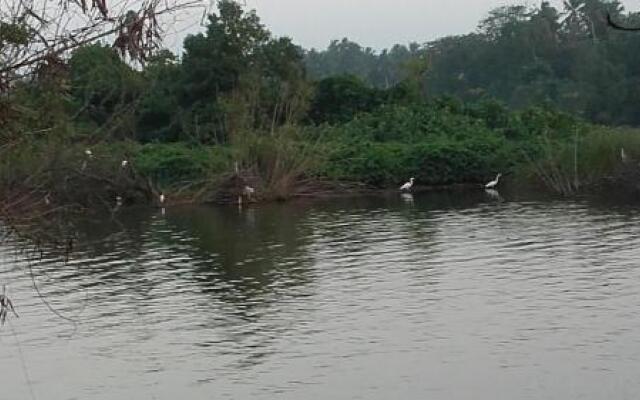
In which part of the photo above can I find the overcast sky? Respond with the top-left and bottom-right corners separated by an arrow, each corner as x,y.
166,0 -> 640,52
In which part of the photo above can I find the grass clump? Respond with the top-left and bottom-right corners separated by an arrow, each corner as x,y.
521,125 -> 640,195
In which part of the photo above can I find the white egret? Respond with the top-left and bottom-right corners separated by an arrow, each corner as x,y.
81,148 -> 92,171
243,185 -> 255,197
400,177 -> 415,192
121,160 -> 128,168
116,195 -> 123,206
159,193 -> 165,204
485,173 -> 502,189
43,193 -> 51,205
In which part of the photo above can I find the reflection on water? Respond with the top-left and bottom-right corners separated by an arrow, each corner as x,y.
2,191 -> 640,399
400,192 -> 414,204
484,188 -> 503,201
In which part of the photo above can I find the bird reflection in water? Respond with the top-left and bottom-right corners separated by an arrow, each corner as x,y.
400,192 -> 414,204
484,188 -> 503,201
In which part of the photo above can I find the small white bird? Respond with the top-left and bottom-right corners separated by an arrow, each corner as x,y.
121,160 -> 128,168
116,195 -> 123,206
485,173 -> 502,189
85,149 -> 93,158
43,193 -> 51,205
400,177 -> 415,192
621,148 -> 628,163
159,193 -> 165,204
243,185 -> 255,197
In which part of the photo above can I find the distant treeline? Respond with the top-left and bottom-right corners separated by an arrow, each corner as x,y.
304,0 -> 640,126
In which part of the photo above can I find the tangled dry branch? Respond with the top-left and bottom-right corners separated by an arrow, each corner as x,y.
607,12 -> 640,31
0,0 -> 204,91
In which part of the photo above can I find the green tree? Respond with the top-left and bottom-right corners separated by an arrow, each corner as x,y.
69,44 -> 143,138
137,50 -> 184,142
308,75 -> 384,124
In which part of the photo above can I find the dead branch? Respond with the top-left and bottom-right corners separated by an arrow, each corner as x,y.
607,13 -> 640,31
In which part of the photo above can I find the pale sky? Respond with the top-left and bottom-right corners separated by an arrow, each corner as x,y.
165,0 -> 640,52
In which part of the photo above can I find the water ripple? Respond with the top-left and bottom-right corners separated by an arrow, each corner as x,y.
1,196 -> 640,399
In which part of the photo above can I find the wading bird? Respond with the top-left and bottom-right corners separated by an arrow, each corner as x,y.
238,185 -> 255,206
121,160 -> 128,168
81,148 -> 93,171
243,185 -> 255,198
400,177 -> 415,192
485,173 -> 502,189
159,192 -> 165,205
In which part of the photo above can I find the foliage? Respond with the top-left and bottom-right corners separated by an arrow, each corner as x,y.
234,125 -> 324,199
305,0 -> 640,126
305,39 -> 425,89
522,125 -> 640,194
314,102 -> 525,185
5,0 -> 640,210
134,143 -> 232,186
308,75 -> 385,124
178,0 -> 309,143
69,44 -> 144,137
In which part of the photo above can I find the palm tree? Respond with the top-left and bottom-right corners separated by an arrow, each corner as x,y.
561,0 -> 625,41
561,0 -> 594,40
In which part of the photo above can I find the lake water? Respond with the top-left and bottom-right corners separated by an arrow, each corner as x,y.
1,190 -> 640,400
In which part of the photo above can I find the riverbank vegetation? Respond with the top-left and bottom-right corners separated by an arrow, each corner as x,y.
3,0 -> 640,214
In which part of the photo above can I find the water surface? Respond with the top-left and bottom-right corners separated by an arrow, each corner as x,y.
1,190 -> 640,400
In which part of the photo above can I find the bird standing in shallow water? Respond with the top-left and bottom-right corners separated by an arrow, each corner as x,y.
238,185 -> 255,207
243,185 -> 255,198
159,193 -> 165,205
621,148 -> 628,163
485,173 -> 502,189
81,149 -> 93,171
400,177 -> 415,192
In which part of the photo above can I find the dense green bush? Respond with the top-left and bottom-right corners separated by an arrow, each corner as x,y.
313,102 -> 523,185
133,143 -> 232,185
319,138 -> 511,186
308,75 -> 386,124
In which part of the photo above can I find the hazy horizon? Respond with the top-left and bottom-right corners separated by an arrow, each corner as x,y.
164,0 -> 640,53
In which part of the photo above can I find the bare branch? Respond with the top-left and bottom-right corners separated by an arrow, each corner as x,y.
607,13 -> 640,31
1,0 -> 205,89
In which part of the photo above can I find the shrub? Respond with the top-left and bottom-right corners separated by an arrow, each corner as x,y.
133,143 -> 232,185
